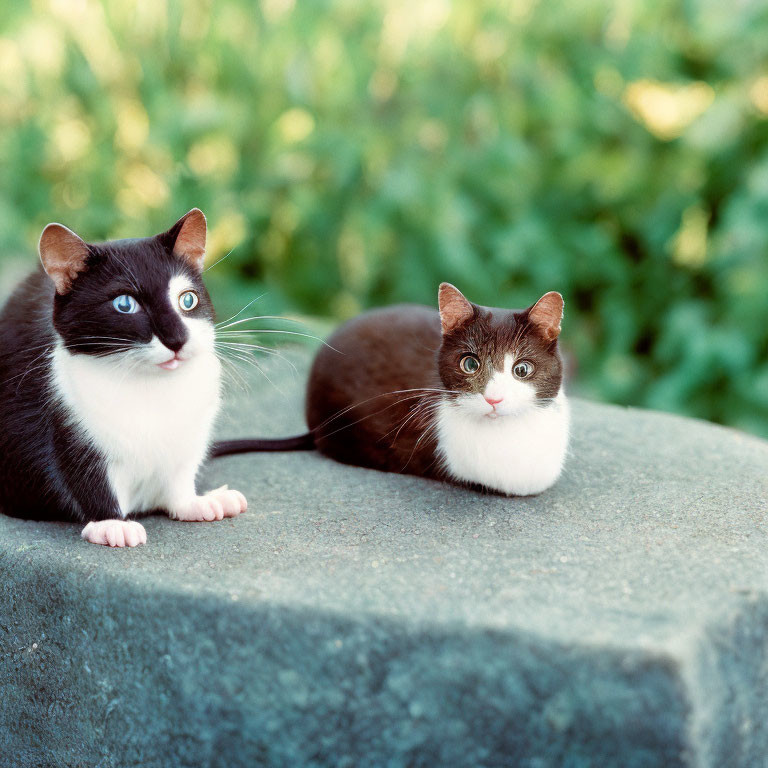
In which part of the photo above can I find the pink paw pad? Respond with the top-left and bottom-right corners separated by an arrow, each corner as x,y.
207,486 -> 247,518
81,519 -> 147,548
173,486 -> 247,522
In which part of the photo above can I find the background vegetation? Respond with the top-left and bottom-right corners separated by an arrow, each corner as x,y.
1,0 -> 767,437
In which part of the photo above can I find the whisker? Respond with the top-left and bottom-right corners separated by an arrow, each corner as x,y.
309,387 -> 458,434
385,396 -> 442,445
313,392 -> 450,442
13,359 -> 52,393
3,342 -> 142,388
235,355 -> 287,401
17,336 -> 137,354
203,248 -> 234,273
214,341 -> 300,377
218,348 -> 261,369
216,353 -> 250,393
401,421 -> 440,471
214,296 -> 268,328
215,316 -> 305,331
215,340 -> 273,354
224,328 -> 340,352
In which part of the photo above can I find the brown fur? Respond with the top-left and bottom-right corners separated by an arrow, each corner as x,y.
306,290 -> 564,478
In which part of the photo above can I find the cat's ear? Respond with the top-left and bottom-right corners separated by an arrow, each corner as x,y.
438,283 -> 474,334
528,291 -> 564,342
166,208 -> 207,271
38,224 -> 91,295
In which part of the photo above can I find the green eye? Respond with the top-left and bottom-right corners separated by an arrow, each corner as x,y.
179,290 -> 199,311
514,361 -> 534,379
459,354 -> 480,374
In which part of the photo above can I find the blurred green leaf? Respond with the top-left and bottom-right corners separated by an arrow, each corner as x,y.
0,0 -> 766,436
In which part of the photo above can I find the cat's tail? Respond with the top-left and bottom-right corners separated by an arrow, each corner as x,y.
210,432 -> 315,458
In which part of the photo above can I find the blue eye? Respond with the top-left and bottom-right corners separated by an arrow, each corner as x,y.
112,295 -> 139,314
179,291 -> 199,311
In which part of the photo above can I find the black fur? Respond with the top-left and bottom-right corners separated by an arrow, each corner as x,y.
0,223 -> 213,523
210,433 -> 314,457
54,237 -> 213,357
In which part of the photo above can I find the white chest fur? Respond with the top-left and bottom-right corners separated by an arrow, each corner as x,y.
435,393 -> 570,496
51,342 -> 221,516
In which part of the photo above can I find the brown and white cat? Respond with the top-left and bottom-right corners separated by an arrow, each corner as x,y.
0,209 -> 247,547
214,284 -> 570,496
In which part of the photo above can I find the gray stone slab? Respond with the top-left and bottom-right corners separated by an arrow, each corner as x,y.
1,351 -> 767,767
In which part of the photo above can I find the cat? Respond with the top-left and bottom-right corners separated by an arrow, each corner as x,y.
0,209 -> 246,547
212,283 -> 570,496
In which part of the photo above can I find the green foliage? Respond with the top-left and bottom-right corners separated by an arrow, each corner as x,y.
1,0 -> 767,436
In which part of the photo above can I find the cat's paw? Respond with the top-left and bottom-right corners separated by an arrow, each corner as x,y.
207,486 -> 247,518
81,519 -> 147,548
171,486 -> 247,522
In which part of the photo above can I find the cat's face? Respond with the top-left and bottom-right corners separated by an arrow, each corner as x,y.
437,283 -> 564,419
39,209 -> 216,372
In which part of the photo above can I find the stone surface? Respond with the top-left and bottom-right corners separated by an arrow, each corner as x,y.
1,351 -> 767,767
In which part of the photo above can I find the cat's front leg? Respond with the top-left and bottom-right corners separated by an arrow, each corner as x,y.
166,466 -> 247,522
58,438 -> 148,547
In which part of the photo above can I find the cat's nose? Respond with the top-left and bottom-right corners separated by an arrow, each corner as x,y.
154,313 -> 189,354
485,396 -> 503,406
162,333 -> 187,353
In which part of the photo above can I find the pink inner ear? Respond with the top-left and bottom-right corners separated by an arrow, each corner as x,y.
438,283 -> 474,333
529,292 -> 563,341
173,209 -> 207,270
39,224 -> 90,295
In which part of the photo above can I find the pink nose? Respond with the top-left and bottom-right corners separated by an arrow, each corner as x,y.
485,396 -> 503,406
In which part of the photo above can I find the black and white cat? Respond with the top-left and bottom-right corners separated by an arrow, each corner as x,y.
0,209 -> 246,547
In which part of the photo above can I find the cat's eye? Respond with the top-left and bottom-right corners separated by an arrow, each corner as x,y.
459,354 -> 480,374
179,291 -> 199,311
514,361 -> 534,379
112,295 -> 140,314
